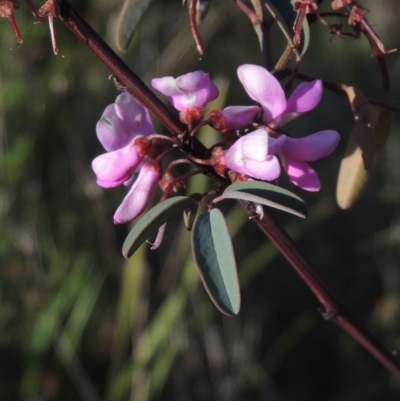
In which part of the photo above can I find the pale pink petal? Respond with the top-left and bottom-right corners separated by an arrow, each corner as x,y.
92,142 -> 141,188
276,80 -> 323,125
176,71 -> 210,91
237,64 -> 286,122
240,130 -> 270,161
96,93 -> 154,152
152,71 -> 219,111
283,157 -> 321,191
281,130 -> 340,161
114,163 -> 160,224
241,156 -> 282,181
219,106 -> 259,130
242,130 -> 286,160
225,129 -> 283,180
151,76 -> 182,96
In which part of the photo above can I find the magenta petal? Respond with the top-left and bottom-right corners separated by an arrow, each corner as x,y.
281,130 -> 340,161
92,142 -> 141,188
96,93 -> 154,152
113,163 -> 160,224
220,106 -> 259,130
286,80 -> 322,113
277,80 -> 323,125
237,64 -> 286,122
283,158 -> 320,191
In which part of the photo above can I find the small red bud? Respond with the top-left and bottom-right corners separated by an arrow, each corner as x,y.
179,106 -> 204,126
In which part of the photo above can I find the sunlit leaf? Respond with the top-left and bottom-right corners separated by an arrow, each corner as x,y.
218,181 -> 307,218
123,196 -> 196,258
336,93 -> 392,210
192,209 -> 240,316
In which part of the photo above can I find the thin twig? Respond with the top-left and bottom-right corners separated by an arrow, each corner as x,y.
252,207 -> 400,379
57,0 -> 185,136
277,68 -> 400,113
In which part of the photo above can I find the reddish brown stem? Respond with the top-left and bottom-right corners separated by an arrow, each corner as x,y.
253,208 -> 400,378
277,68 -> 400,113
57,0 -> 185,136
188,0 -> 204,56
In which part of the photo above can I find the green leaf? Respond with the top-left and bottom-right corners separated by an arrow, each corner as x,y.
115,0 -> 154,52
123,196 -> 196,258
191,209 -> 240,316
218,181 -> 307,218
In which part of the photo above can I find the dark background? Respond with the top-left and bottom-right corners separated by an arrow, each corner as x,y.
1,1 -> 400,400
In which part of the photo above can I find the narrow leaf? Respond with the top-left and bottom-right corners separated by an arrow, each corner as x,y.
115,0 -> 154,52
192,209 -> 240,316
219,181 -> 307,218
123,196 -> 196,258
336,105 -> 392,209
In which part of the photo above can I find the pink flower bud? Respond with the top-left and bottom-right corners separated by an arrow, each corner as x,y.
114,162 -> 161,224
151,70 -> 219,111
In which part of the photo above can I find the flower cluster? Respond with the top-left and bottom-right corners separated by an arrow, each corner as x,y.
92,65 -> 340,224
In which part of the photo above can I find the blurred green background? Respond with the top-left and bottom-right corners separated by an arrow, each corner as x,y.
2,0 -> 400,400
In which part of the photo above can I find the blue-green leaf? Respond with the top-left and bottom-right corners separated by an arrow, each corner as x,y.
191,209 -> 240,316
123,196 -> 196,258
218,181 -> 307,218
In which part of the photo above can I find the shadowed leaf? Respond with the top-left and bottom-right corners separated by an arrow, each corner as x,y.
123,196 -> 196,258
192,209 -> 240,316
218,181 -> 307,218
115,0 -> 154,52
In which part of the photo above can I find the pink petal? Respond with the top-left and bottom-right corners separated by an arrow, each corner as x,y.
276,80 -> 323,125
242,130 -> 286,160
152,71 -> 219,111
281,130 -> 340,161
219,105 -> 259,130
96,93 -> 154,152
113,163 -> 160,224
237,64 -> 286,123
151,76 -> 182,97
92,142 -> 141,188
176,71 -> 210,91
283,157 -> 320,191
240,156 -> 282,181
225,129 -> 283,181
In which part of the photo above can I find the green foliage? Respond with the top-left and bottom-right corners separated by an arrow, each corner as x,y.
192,208 -> 240,316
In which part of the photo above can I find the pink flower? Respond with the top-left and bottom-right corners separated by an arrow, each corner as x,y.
92,93 -> 161,223
279,130 -> 340,191
114,162 -> 161,224
92,93 -> 155,188
224,129 -> 286,181
151,70 -> 219,111
237,64 -> 322,126
236,64 -> 340,191
208,105 -> 259,131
